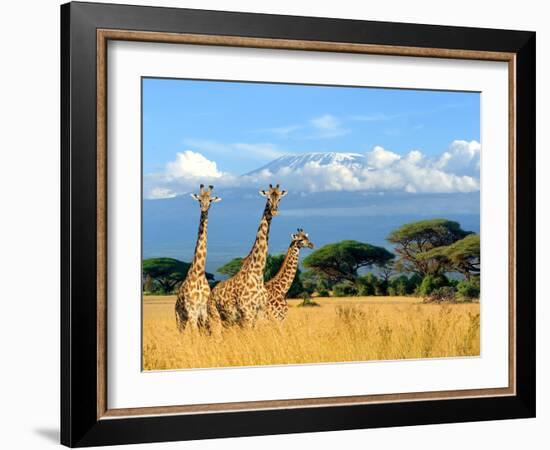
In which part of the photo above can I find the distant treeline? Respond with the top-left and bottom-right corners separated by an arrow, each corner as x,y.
143,218 -> 480,302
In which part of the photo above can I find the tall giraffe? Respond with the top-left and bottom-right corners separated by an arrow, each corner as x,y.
208,184 -> 287,328
265,229 -> 314,321
175,184 -> 221,332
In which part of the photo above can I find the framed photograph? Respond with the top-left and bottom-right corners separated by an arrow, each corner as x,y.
61,1 -> 536,447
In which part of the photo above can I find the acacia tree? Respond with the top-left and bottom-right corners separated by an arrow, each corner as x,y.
378,260 -> 396,284
217,257 -> 244,278
302,240 -> 394,285
386,219 -> 471,276
420,234 -> 480,280
142,257 -> 214,294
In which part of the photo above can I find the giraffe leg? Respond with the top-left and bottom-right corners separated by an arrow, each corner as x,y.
255,291 -> 269,323
239,303 -> 259,329
207,299 -> 222,336
186,304 -> 202,333
175,298 -> 189,332
196,305 -> 208,331
276,300 -> 288,321
196,286 -> 211,332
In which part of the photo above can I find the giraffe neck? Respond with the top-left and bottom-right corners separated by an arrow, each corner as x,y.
242,203 -> 272,280
270,242 -> 300,292
188,210 -> 208,278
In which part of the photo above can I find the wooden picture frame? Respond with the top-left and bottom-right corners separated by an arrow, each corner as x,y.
61,1 -> 535,447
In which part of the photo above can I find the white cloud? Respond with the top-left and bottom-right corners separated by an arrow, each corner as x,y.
148,187 -> 177,199
435,140 -> 480,176
243,143 -> 480,194
144,151 -> 235,199
404,150 -> 424,164
356,143 -> 479,193
366,146 -> 401,169
145,140 -> 481,199
309,114 -> 349,138
248,162 -> 362,192
165,150 -> 223,180
240,151 -> 478,195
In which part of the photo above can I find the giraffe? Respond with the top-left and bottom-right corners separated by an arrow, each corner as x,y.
265,229 -> 314,321
175,184 -> 221,332
208,184 -> 287,328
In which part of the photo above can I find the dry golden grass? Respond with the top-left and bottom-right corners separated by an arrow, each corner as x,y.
142,295 -> 480,371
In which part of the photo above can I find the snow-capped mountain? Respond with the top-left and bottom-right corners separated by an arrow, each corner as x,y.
244,152 -> 369,175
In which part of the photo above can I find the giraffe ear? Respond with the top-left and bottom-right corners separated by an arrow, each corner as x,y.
291,233 -> 298,240
259,190 -> 267,197
280,190 -> 288,197
190,193 -> 200,201
211,196 -> 222,203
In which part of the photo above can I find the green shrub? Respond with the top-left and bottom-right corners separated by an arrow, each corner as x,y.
448,278 -> 459,288
384,274 -> 421,296
332,283 -> 358,297
298,292 -> 320,307
357,273 -> 377,296
416,274 -> 449,297
408,274 -> 423,293
456,279 -> 480,301
389,275 -> 409,296
374,281 -> 388,296
317,288 -> 330,297
358,284 -> 375,296
396,280 -> 408,296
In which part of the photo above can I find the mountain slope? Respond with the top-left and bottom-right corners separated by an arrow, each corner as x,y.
245,152 -> 369,175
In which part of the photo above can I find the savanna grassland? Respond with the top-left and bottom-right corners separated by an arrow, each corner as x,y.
142,295 -> 480,371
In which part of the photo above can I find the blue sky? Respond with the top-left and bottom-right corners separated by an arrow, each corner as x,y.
142,78 -> 480,177
142,78 -> 480,271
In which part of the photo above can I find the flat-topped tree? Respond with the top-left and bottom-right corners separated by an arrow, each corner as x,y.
420,234 -> 480,280
386,218 -> 472,277
302,240 -> 394,285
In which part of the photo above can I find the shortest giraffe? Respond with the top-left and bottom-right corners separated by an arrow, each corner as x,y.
265,229 -> 314,321
175,184 -> 221,332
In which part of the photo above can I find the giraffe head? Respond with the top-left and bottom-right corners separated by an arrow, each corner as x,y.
259,184 -> 287,216
190,184 -> 221,212
291,228 -> 314,249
